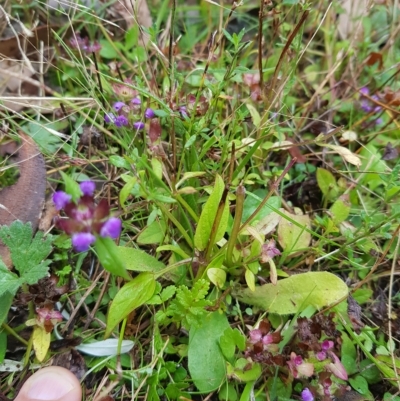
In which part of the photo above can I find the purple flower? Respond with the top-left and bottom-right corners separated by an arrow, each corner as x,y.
72,232 -> 96,252
145,108 -> 156,119
179,106 -> 188,118
133,121 -> 145,130
287,352 -> 314,378
262,334 -> 275,345
321,340 -> 334,351
79,181 -> 95,196
359,87 -> 369,96
301,388 -> 314,401
87,41 -> 101,53
317,351 -> 327,361
249,329 -> 262,343
70,34 -> 101,54
261,240 -> 281,263
53,191 -> 72,210
115,115 -> 129,127
105,113 -> 116,123
100,217 -> 122,239
375,117 -> 383,125
113,101 -> 126,111
131,97 -> 141,105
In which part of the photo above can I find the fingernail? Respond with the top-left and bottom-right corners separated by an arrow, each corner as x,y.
27,372 -> 73,400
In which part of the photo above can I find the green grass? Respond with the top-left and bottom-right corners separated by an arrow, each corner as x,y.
1,0 -> 400,400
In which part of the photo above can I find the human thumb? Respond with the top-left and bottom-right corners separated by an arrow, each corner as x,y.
15,366 -> 82,401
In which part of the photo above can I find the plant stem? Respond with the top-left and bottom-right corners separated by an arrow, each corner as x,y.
226,183 -> 245,267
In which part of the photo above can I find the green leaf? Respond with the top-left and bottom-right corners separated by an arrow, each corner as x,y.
137,219 -> 166,245
188,312 -> 230,393
233,272 -> 349,314
106,272 -> 156,337
24,121 -> 66,154
120,176 -> 137,208
349,376 -> 371,396
109,155 -> 131,169
341,333 -> 357,375
242,191 -> 281,225
59,171 -> 82,202
277,209 -> 311,254
0,221 -> 51,290
117,247 -> 165,272
0,262 -> 21,297
94,237 -> 130,280
0,292 -> 14,326
330,194 -> 350,225
316,168 -> 338,200
227,359 -> 261,382
0,330 -> 6,363
194,175 -> 229,251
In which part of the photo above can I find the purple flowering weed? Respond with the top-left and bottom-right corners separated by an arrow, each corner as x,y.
53,180 -> 122,252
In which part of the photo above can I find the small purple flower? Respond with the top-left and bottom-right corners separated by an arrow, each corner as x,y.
53,191 -> 72,210
133,121 -> 145,130
317,351 -> 327,361
100,217 -> 122,239
249,329 -> 262,343
113,101 -> 126,111
79,181 -> 96,196
145,108 -> 156,119
301,388 -> 314,401
321,340 -> 334,351
375,117 -> 383,125
72,232 -> 96,252
179,106 -> 188,118
105,113 -> 116,124
359,87 -> 369,96
87,41 -> 101,53
131,97 -> 141,105
262,334 -> 275,345
261,240 -> 281,263
115,115 -> 129,127
360,100 -> 373,113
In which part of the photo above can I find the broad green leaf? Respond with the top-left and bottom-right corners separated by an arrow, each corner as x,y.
94,237 -> 130,280
330,194 -> 350,224
277,209 -> 311,254
242,191 -> 281,225
341,333 -> 357,375
316,168 -> 338,199
245,269 -> 255,291
227,358 -> 262,382
0,221 -> 51,292
109,155 -> 131,169
137,219 -> 166,245
106,272 -> 156,337
117,247 -> 165,272
151,158 -> 163,180
207,268 -> 226,289
188,312 -> 229,393
0,292 -> 13,326
194,175 -> 229,251
233,272 -> 348,314
0,262 -> 21,297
